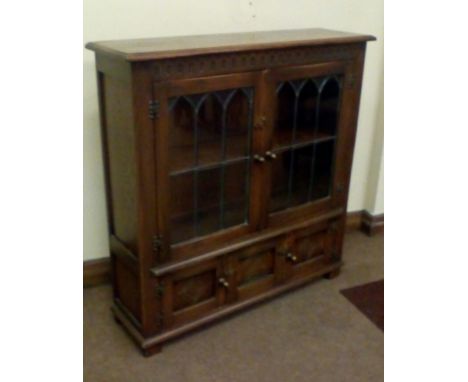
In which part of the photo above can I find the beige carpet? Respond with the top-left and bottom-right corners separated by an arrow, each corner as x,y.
84,231 -> 384,382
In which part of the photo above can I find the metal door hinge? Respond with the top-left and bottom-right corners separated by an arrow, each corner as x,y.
149,100 -> 160,119
152,235 -> 163,252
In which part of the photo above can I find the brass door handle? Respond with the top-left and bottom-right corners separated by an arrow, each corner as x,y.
286,253 -> 297,263
265,151 -> 277,160
253,154 -> 265,163
218,278 -> 229,288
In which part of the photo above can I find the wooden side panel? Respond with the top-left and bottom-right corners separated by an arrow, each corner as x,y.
115,258 -> 141,321
331,45 -> 368,262
130,62 -> 159,336
103,75 -> 138,254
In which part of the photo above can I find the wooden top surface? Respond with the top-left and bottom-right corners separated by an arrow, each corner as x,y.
86,28 -> 376,62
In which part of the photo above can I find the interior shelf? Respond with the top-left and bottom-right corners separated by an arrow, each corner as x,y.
273,130 -> 336,152
170,133 -> 250,174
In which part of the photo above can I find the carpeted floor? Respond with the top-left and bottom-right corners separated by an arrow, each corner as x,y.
84,231 -> 384,382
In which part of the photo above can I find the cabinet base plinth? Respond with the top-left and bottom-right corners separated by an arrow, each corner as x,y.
324,269 -> 341,279
142,344 -> 162,357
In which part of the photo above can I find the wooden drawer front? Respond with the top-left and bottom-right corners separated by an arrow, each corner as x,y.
286,221 -> 336,280
234,240 -> 280,302
161,259 -> 225,328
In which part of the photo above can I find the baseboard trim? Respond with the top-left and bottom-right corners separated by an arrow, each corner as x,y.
83,257 -> 110,288
83,210 -> 383,288
345,210 -> 364,231
360,210 -> 384,236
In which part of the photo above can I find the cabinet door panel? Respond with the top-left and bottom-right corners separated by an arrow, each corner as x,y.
281,221 -> 338,281
154,72 -> 263,262
232,239 -> 284,302
161,259 -> 224,328
264,62 -> 348,227
168,90 -> 253,244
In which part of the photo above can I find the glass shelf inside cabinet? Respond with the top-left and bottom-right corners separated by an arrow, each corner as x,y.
168,88 -> 254,245
269,76 -> 342,214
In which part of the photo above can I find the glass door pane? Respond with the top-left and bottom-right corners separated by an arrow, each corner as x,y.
168,88 -> 254,245
269,76 -> 341,214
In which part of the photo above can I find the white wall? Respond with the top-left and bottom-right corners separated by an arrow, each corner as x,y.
363,59 -> 384,215
84,0 -> 384,260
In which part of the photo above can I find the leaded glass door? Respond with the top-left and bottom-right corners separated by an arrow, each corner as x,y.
264,62 -> 348,226
154,72 -> 262,261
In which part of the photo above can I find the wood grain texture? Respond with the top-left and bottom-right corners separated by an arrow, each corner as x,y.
146,44 -> 362,81
103,76 -> 139,254
86,28 -> 376,61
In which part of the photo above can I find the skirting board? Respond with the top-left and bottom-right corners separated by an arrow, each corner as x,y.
84,210 -> 384,288
360,211 -> 384,236
83,258 -> 111,288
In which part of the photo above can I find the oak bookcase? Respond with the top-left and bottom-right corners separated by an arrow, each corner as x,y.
87,28 -> 375,356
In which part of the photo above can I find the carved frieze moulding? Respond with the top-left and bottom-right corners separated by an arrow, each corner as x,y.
150,43 -> 362,80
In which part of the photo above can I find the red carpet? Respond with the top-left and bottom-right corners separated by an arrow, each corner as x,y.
341,279 -> 384,331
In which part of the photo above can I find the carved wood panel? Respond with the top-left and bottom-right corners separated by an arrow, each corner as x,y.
163,258 -> 225,328
173,270 -> 217,311
150,44 -> 362,81
286,221 -> 338,280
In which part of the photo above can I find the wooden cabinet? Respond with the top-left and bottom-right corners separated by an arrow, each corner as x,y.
87,28 -> 375,356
